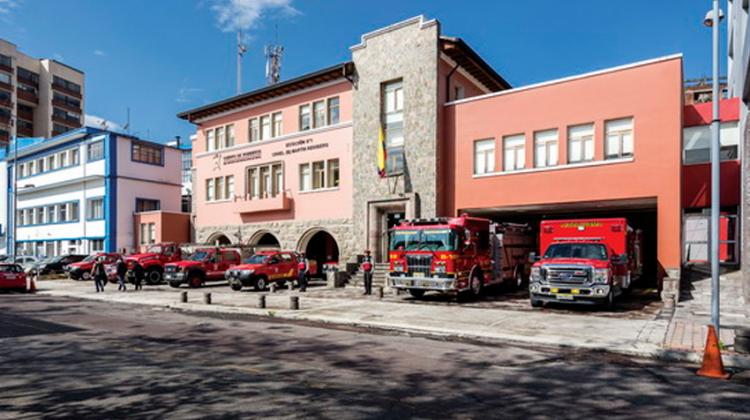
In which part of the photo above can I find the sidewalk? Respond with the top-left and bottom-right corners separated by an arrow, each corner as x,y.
35,279 -> 750,368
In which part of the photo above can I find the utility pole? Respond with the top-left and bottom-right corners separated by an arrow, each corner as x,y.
705,0 -> 723,335
237,31 -> 247,94
11,118 -> 17,261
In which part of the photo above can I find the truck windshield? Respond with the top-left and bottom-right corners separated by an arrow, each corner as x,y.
390,229 -> 457,251
544,243 -> 608,260
188,251 -> 210,261
243,254 -> 268,264
147,245 -> 162,254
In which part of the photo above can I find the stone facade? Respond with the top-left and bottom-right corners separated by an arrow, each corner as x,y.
351,16 -> 441,261
195,218 -> 356,267
743,113 -> 750,300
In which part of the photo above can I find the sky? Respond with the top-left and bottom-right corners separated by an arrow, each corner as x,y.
0,0 -> 728,144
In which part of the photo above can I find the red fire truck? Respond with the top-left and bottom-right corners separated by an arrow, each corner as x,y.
529,218 -> 643,308
387,215 -> 534,299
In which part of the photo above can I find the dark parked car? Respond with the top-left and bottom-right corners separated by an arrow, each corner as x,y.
32,254 -> 87,276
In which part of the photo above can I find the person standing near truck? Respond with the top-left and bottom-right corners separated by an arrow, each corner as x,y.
133,262 -> 144,291
297,252 -> 309,292
361,250 -> 374,295
91,256 -> 107,293
116,257 -> 127,291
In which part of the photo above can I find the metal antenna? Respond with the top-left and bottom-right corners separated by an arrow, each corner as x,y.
264,26 -> 283,86
237,31 -> 248,94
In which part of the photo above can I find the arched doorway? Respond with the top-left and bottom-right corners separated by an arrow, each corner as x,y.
249,230 -> 281,250
207,233 -> 231,246
298,229 -> 339,278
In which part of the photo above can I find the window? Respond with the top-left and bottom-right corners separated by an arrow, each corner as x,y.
313,100 -> 326,128
299,104 -> 311,131
226,124 -> 235,147
140,223 -> 156,245
205,176 -> 233,202
605,118 -> 634,159
249,118 -> 259,142
46,206 -> 56,224
260,167 -> 271,198
87,141 -> 104,161
0,53 -> 10,68
87,198 -> 104,220
504,134 -> 525,171
568,124 -> 595,163
57,203 -> 67,223
534,129 -> 558,168
91,239 -> 104,252
327,97 -> 340,125
135,198 -> 160,212
34,207 -> 44,225
260,115 -> 271,140
272,112 -> 283,137
326,159 -> 339,188
18,163 -> 26,178
0,72 -> 10,84
216,126 -> 225,150
52,76 -> 81,94
58,151 -> 68,167
71,148 -> 80,165
383,80 -> 405,175
683,122 -> 740,164
312,161 -> 325,189
248,167 -> 260,198
70,201 -> 80,222
206,129 -> 215,151
474,139 -> 495,175
132,142 -> 164,165
454,85 -> 465,100
46,155 -> 56,171
299,163 -> 311,191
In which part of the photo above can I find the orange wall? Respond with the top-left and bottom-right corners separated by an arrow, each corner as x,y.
443,57 -> 684,271
134,212 -> 190,251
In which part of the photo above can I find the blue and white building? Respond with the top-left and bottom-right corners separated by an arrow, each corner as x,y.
2,127 -> 184,257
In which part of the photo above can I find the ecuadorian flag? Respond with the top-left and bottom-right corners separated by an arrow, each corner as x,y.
377,125 -> 387,178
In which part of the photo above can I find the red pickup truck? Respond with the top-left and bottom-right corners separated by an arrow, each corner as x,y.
165,247 -> 242,288
65,253 -> 120,281
125,243 -> 183,285
225,250 -> 302,291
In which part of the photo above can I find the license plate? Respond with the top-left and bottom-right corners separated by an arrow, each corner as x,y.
413,272 -> 425,278
557,294 -> 574,301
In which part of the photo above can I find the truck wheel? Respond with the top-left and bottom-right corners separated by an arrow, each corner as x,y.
409,289 -> 425,299
169,281 -> 181,289
188,274 -> 202,288
254,276 -> 268,291
469,271 -> 483,298
230,283 -> 242,291
605,290 -> 615,310
530,298 -> 543,308
145,268 -> 162,285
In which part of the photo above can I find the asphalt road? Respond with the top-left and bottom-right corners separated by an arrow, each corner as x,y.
0,295 -> 748,419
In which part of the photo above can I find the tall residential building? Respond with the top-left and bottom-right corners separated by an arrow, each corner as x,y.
0,39 -> 85,145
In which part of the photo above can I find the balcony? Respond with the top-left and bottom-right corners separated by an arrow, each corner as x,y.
0,81 -> 11,92
17,125 -> 34,137
0,63 -> 12,74
51,83 -> 82,99
52,113 -> 81,127
16,89 -> 38,104
52,98 -> 81,113
17,74 -> 38,87
232,192 -> 291,214
0,114 -> 10,125
0,97 -> 11,109
18,108 -> 33,121
0,131 -> 9,143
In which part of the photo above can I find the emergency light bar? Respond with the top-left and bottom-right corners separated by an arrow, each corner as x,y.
552,237 -> 604,242
401,217 -> 451,225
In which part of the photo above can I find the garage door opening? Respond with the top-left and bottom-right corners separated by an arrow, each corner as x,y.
251,232 -> 281,250
301,230 -> 339,278
463,198 -> 659,290
208,233 -> 232,246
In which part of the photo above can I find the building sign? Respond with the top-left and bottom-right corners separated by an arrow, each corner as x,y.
223,150 -> 262,165
272,138 -> 329,157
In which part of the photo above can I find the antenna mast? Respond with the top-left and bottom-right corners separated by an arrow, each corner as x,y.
265,25 -> 283,85
236,31 -> 247,94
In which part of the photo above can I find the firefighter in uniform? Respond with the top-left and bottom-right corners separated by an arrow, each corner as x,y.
298,252 -> 309,292
361,250 -> 374,295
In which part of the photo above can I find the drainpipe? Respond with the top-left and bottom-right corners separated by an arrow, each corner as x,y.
446,63 -> 459,102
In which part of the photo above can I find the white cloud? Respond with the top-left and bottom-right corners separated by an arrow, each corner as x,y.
84,114 -> 124,132
0,0 -> 19,15
211,0 -> 298,32
93,49 -> 105,57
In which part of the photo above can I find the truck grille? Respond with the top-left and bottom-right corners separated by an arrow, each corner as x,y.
546,266 -> 590,285
406,255 -> 433,275
165,266 -> 178,274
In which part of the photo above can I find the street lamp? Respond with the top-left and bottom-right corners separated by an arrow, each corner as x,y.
704,0 -> 724,335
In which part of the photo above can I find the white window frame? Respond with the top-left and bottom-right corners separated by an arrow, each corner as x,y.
534,129 -> 559,168
605,117 -> 634,159
568,123 -> 595,163
503,134 -> 526,172
474,139 -> 495,175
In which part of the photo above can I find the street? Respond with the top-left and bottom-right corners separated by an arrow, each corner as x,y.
0,295 -> 748,419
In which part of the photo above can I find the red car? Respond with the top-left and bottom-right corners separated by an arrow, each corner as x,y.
225,251 -> 300,291
165,247 -> 242,288
0,264 -> 27,291
65,253 -> 121,281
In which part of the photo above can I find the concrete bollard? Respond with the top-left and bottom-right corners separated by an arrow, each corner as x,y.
180,291 -> 188,303
258,294 -> 266,309
270,283 -> 277,293
289,296 -> 299,310
377,286 -> 384,299
203,292 -> 212,305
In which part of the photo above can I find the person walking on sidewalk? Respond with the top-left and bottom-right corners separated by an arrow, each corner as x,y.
297,252 -> 309,292
116,257 -> 127,291
133,263 -> 144,291
361,250 -> 374,295
91,256 -> 107,293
